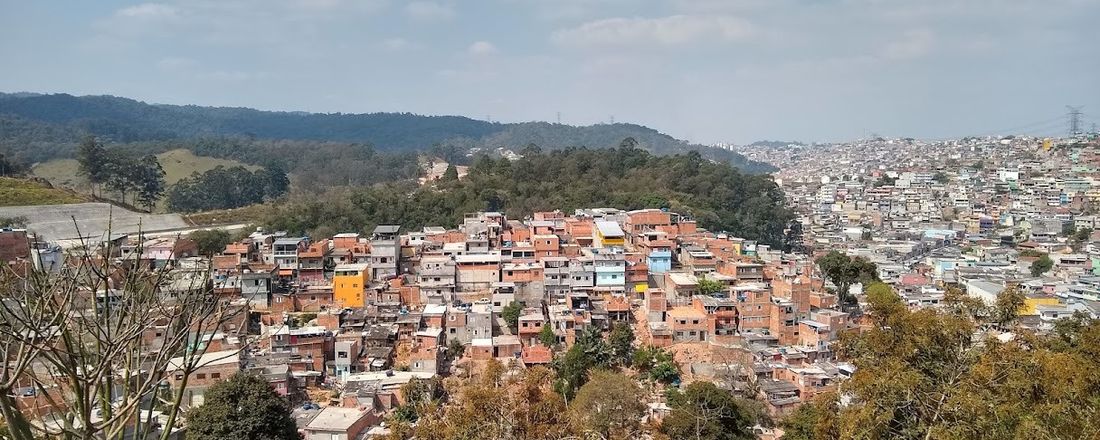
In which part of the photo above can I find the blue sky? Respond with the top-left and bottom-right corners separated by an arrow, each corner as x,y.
1,0 -> 1097,144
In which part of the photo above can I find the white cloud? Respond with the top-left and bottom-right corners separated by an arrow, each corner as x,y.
881,29 -> 934,60
115,3 -> 178,19
551,15 -> 754,47
378,37 -> 417,52
467,40 -> 498,56
404,1 -> 456,21
156,56 -> 197,71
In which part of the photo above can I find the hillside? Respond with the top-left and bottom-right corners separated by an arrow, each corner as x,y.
0,177 -> 88,206
264,146 -> 794,247
31,148 -> 259,190
0,93 -> 774,173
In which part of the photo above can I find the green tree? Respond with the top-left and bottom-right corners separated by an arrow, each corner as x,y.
1031,254 -> 1054,276
780,392 -> 840,440
697,277 -> 727,296
446,338 -> 465,362
538,322 -> 557,348
441,164 -> 459,182
662,381 -> 756,440
501,301 -> 522,330
134,154 -> 166,211
393,376 -> 446,423
76,135 -> 108,195
864,282 -> 905,325
570,370 -> 645,439
0,152 -> 27,177
189,229 -> 233,256
932,171 -> 949,184
185,372 -> 301,440
553,326 -> 609,400
608,322 -> 634,367
815,250 -> 879,305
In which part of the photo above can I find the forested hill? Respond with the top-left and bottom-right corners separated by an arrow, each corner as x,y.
0,93 -> 773,173
263,145 -> 795,247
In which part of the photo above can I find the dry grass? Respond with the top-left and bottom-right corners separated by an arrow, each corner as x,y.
0,177 -> 88,206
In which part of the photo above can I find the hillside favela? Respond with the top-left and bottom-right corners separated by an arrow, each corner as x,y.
1,1 -> 1099,440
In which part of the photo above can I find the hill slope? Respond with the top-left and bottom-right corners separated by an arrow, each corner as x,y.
31,149 -> 260,190
0,177 -> 88,206
0,93 -> 774,173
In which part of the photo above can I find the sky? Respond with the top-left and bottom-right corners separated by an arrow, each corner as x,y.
1,0 -> 1098,144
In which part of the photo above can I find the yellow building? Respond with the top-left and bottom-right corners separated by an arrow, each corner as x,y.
1021,294 -> 1061,316
333,263 -> 370,308
594,221 -> 626,248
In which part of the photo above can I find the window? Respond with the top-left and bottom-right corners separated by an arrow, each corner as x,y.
211,373 -> 221,379
196,373 -> 206,379
311,296 -> 316,301
338,352 -> 348,358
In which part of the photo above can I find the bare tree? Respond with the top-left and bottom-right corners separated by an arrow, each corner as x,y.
0,227 -> 248,440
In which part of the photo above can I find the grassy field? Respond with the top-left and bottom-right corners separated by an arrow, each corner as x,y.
0,177 -> 89,206
32,149 -> 260,189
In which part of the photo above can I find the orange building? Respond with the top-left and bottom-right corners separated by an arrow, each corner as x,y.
333,263 -> 369,308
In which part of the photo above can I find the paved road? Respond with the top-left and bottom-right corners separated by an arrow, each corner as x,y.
0,202 -> 247,247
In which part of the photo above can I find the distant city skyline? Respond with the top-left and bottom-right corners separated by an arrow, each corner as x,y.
1,0 -> 1097,144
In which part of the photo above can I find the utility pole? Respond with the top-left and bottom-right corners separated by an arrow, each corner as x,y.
556,112 -> 561,124
1067,105 -> 1084,137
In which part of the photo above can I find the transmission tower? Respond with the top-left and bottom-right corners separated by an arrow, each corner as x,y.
1067,105 -> 1084,137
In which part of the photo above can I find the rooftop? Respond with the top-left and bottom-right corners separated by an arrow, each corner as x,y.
305,407 -> 367,431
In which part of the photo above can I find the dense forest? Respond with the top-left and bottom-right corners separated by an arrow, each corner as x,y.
263,141 -> 795,247
0,92 -> 774,173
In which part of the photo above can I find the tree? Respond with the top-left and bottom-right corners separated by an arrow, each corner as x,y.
608,322 -> 634,367
393,376 -> 446,423
992,286 -> 1026,328
661,381 -> 756,440
76,135 -> 108,195
0,152 -> 27,177
780,392 -> 839,440
445,338 -> 466,363
538,322 -> 557,348
0,237 -> 245,440
134,155 -> 166,211
502,301 -> 522,330
815,250 -> 879,304
932,171 -> 949,184
794,280 -> 1100,439
1031,254 -> 1054,277
697,277 -> 727,296
553,326 -> 609,400
389,362 -> 574,440
258,164 -> 290,200
783,220 -> 805,253
864,282 -> 905,325
570,370 -> 645,439
189,229 -> 233,256
185,373 -> 301,440
441,164 -> 459,182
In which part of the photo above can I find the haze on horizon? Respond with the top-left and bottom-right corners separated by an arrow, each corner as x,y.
1,0 -> 1097,145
